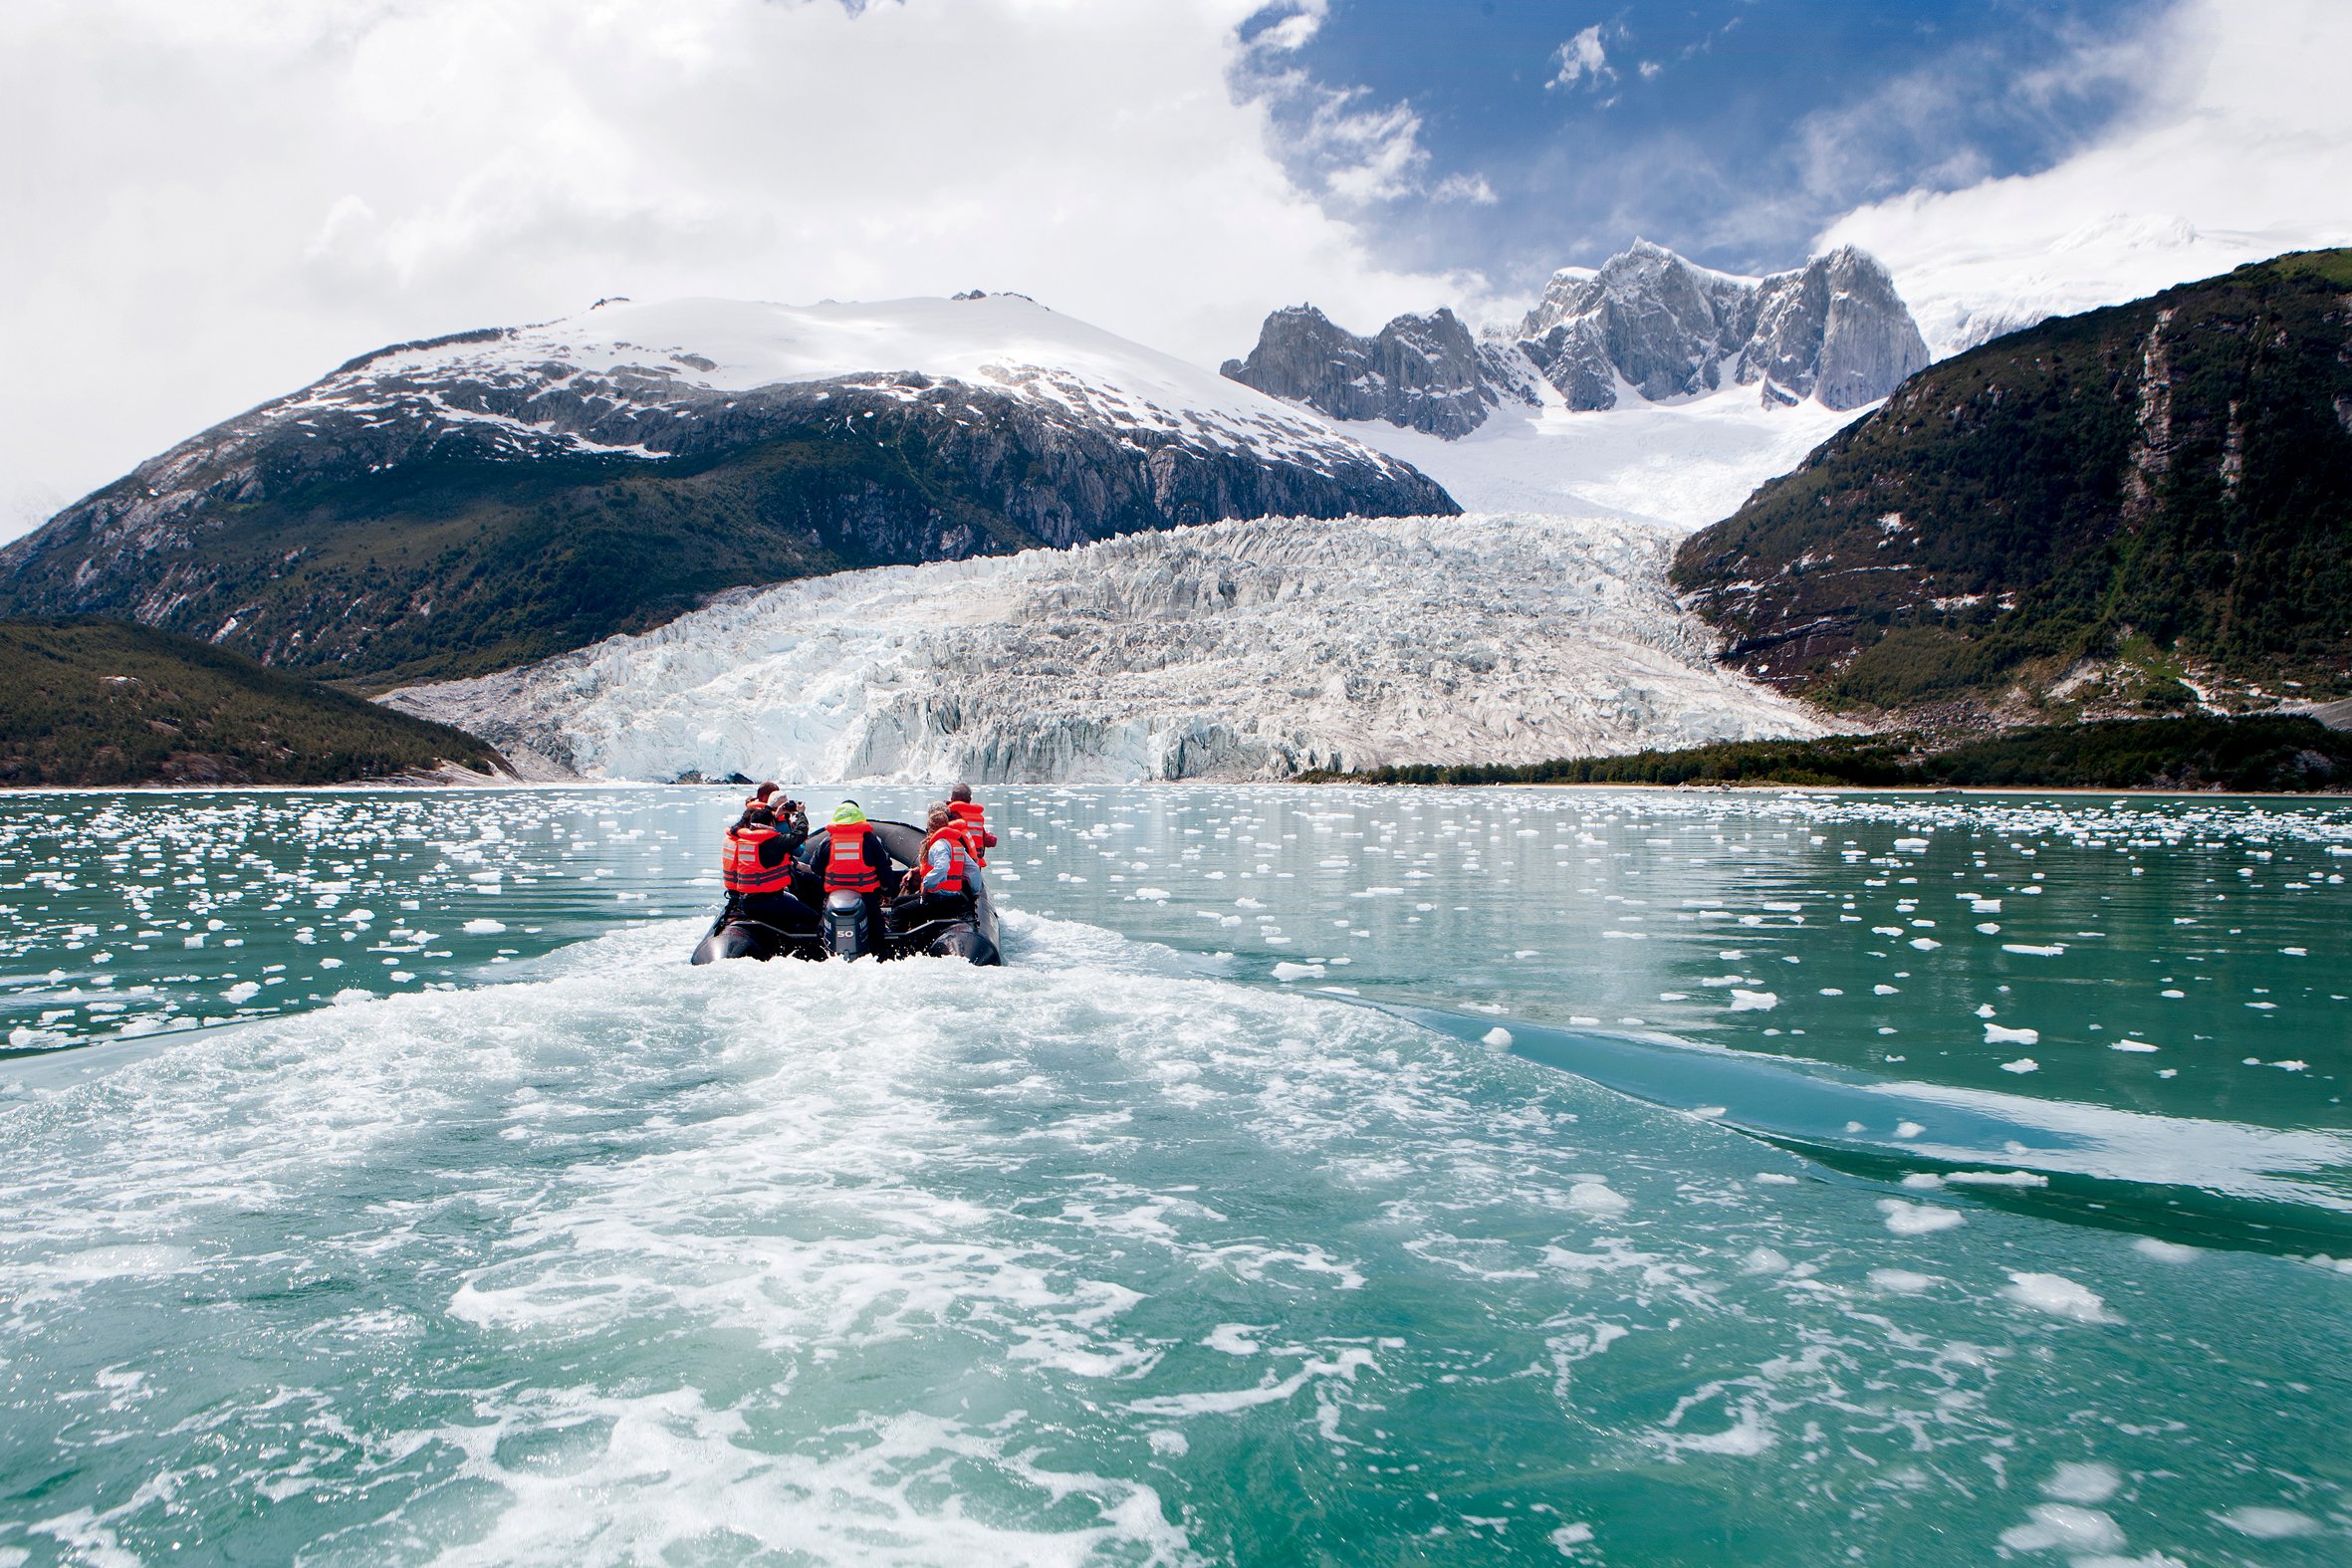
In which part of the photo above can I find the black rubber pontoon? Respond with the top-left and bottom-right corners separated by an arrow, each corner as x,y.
690,818 -> 1002,967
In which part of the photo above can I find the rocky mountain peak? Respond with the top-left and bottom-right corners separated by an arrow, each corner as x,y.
1217,304 -> 1536,440
1225,239 -> 1933,437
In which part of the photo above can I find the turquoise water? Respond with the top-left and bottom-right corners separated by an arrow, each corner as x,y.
2,785 -> 2348,1564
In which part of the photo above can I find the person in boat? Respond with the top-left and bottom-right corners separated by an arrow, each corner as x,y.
721,786 -> 815,929
823,800 -> 896,948
947,783 -> 997,866
896,802 -> 977,929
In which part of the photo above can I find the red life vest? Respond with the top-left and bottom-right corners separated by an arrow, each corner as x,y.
722,823 -> 792,895
947,800 -> 992,864
824,820 -> 881,892
919,825 -> 971,896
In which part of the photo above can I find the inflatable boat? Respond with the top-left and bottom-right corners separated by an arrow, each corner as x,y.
689,818 -> 1002,966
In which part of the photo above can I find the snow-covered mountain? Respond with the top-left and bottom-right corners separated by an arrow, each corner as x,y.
1516,242 -> 1929,412
382,511 -> 1824,784
1214,240 -> 1930,529
0,294 -> 1453,684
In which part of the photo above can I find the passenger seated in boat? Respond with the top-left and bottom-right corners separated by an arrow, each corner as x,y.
947,784 -> 997,865
895,803 -> 977,929
721,788 -> 816,929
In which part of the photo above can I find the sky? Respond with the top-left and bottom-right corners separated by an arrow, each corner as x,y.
3,0 -> 2347,543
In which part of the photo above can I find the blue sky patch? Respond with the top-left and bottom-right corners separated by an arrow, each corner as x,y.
1244,0 -> 2158,288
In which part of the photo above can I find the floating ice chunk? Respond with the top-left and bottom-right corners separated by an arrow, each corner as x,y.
2000,1057 -> 2039,1073
2131,1237 -> 2200,1262
1873,984 -> 1899,996
183,934 -> 204,949
1976,922 -> 2001,934
2002,944 -> 2065,957
1893,837 -> 1930,852
2042,1461 -> 2121,1504
1876,1200 -> 1964,1235
462,919 -> 508,935
2217,1506 -> 2318,1539
220,982 -> 260,1005
1999,1504 -> 2126,1554
2110,1038 -> 2159,1052
1271,962 -> 1325,982
1753,1173 -> 1799,1186
1727,990 -> 1777,1011
2002,1270 -> 2117,1323
1549,1523 -> 1595,1551
1985,1023 -> 2039,1045
1895,1121 -> 1924,1139
1130,887 -> 1171,901
1481,1026 -> 1514,1048
1909,937 -> 1941,951
1565,1181 -> 1629,1216
1869,1268 -> 1937,1293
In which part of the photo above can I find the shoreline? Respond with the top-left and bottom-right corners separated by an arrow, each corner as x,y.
2,777 -> 2347,803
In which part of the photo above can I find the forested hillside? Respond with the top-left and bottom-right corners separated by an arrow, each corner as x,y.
0,619 -> 504,785
1673,251 -> 2352,717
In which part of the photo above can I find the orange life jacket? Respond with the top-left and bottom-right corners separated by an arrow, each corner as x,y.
947,800 -> 992,863
722,823 -> 792,895
919,825 -> 972,896
824,820 -> 880,893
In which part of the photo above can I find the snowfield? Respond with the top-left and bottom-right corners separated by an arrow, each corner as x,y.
1334,385 -> 1866,528
385,512 -> 1824,784
309,293 -> 1421,480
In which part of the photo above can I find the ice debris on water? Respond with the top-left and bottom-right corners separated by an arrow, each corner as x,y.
1481,1026 -> 1513,1048
2002,1270 -> 2117,1323
1876,1200 -> 1965,1235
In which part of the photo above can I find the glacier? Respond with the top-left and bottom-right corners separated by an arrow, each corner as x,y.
385,512 -> 1825,784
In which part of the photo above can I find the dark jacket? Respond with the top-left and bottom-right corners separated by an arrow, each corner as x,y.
730,804 -> 810,872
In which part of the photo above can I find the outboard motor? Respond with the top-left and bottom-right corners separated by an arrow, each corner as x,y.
823,890 -> 871,960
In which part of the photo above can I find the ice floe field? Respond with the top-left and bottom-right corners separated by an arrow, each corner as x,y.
2,784 -> 2348,1564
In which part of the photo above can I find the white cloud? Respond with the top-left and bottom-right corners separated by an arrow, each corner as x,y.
1431,171 -> 1500,206
0,0 -> 1464,539
1548,25 -> 1615,93
1820,0 -> 2352,353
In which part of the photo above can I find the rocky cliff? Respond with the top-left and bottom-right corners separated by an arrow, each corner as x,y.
1216,307 -> 1537,438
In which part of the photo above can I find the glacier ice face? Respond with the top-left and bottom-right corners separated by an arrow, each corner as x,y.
385,512 -> 1825,784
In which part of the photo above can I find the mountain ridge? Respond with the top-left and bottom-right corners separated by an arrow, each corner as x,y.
0,295 -> 1456,687
1221,240 -> 1931,438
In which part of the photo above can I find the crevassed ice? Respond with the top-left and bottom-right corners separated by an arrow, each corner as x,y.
385,512 -> 1823,784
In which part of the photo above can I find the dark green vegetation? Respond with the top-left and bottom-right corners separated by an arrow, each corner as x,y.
0,367 -> 1450,691
1311,715 -> 2352,793
0,618 -> 503,786
1674,250 -> 2352,714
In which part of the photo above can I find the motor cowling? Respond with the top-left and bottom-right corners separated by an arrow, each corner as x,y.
823,889 -> 870,959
